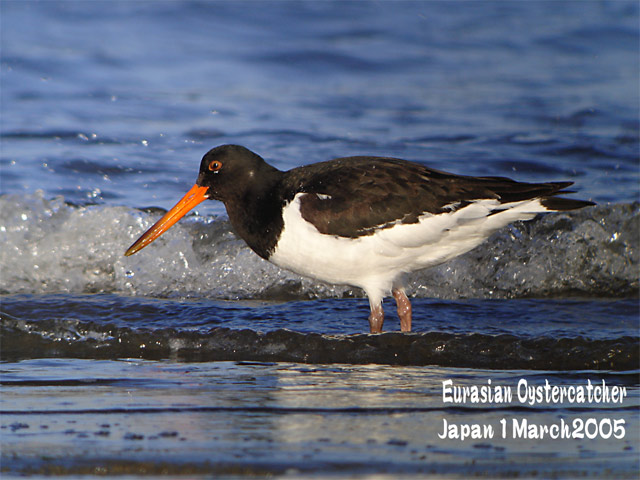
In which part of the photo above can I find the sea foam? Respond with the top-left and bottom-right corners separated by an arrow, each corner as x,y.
1,192 -> 637,299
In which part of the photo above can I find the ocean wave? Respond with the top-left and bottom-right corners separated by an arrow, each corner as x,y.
1,312 -> 636,370
0,192 -> 637,300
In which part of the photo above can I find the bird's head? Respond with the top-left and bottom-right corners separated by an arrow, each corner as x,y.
124,144 -> 273,256
195,144 -> 269,201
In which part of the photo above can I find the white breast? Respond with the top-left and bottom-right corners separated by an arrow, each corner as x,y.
269,193 -> 549,304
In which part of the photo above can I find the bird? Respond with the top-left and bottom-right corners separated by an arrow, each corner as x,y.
125,144 -> 594,333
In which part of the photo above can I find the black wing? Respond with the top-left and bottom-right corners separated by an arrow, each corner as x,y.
283,156 -> 592,238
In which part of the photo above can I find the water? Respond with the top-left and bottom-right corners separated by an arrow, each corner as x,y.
1,1 -> 639,478
1,360 -> 637,478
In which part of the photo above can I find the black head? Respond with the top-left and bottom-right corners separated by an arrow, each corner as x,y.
196,145 -> 281,202
124,144 -> 281,257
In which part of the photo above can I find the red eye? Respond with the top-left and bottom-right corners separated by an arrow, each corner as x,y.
208,160 -> 222,172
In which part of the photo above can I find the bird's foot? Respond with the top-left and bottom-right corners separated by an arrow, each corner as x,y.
368,304 -> 384,333
393,288 -> 412,332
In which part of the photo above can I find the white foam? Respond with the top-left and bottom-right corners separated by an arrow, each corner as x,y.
0,193 -> 636,300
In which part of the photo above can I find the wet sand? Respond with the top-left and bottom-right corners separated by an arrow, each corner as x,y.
2,359 -> 638,478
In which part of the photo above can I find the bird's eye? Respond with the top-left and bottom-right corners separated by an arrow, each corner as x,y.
208,160 -> 223,172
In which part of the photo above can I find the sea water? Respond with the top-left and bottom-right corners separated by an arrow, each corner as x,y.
1,1 -> 638,478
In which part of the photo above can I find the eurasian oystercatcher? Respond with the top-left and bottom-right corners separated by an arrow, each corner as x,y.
125,145 -> 594,333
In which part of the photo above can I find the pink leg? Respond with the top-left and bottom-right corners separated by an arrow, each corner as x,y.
393,288 -> 412,332
368,303 -> 384,334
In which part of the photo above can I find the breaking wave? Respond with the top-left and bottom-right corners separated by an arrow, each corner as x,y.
1,312 -> 637,370
1,192 -> 637,300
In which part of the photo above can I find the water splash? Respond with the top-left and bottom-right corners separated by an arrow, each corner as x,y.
0,192 -> 637,299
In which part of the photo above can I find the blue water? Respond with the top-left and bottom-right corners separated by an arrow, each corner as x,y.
1,1 -> 639,478
2,1 -> 638,210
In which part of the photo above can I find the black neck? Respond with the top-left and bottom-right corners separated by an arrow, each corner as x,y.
224,172 -> 286,259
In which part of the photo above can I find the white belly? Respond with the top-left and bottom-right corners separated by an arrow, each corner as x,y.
269,193 -> 547,304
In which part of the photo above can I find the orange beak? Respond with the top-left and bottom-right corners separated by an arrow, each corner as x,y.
124,184 -> 209,256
